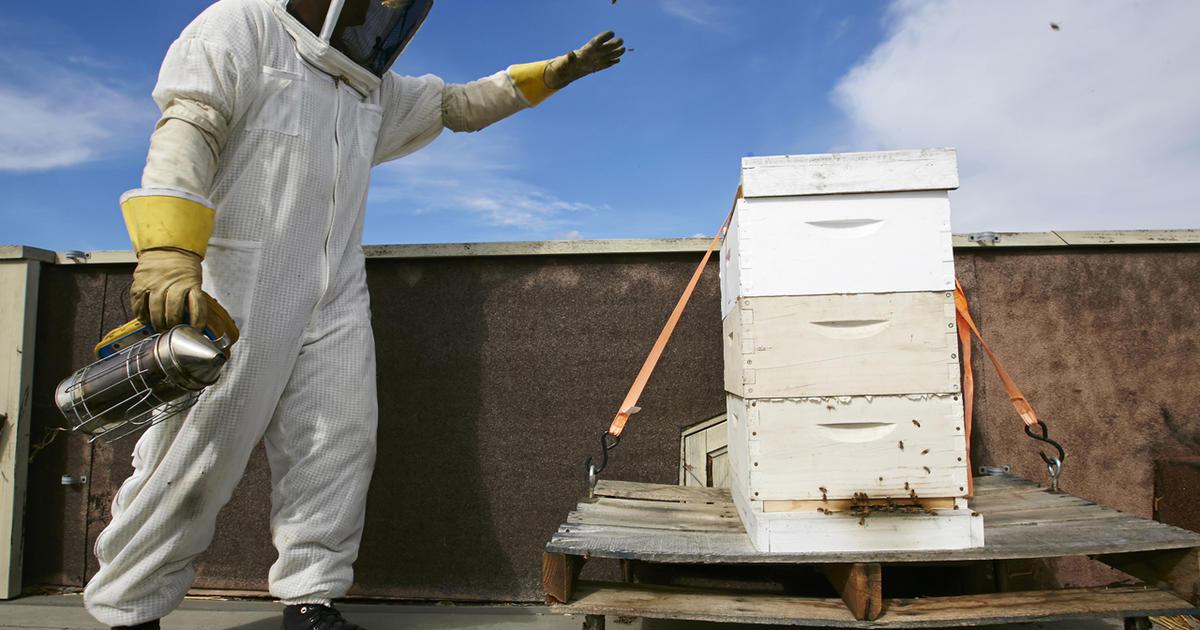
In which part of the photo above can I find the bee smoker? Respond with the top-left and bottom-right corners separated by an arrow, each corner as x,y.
56,325 -> 231,441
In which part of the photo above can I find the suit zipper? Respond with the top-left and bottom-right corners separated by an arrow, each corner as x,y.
318,76 -> 346,307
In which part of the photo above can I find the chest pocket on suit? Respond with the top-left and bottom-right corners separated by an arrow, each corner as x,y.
356,104 -> 383,161
246,66 -> 303,137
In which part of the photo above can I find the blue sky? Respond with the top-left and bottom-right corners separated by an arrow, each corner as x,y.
2,1 -> 1198,253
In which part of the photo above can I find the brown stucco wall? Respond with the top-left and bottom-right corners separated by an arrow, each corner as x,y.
21,242 -> 1200,600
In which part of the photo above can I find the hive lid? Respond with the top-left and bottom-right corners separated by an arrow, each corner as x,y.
740,148 -> 959,198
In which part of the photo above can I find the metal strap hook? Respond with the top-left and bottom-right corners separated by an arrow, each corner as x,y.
1024,420 -> 1066,492
585,430 -> 620,497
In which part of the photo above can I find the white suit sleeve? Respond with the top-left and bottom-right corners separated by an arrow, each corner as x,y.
373,67 -> 537,165
142,102 -> 227,192
373,73 -> 447,166
441,70 -> 532,133
144,5 -> 260,196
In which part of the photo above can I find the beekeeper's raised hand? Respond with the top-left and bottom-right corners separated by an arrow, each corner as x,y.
543,31 -> 625,90
131,248 -> 208,332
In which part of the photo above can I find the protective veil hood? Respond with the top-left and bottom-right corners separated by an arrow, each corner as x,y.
286,0 -> 431,79
272,1 -> 380,94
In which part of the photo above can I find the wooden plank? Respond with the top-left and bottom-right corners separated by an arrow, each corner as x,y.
951,232 -> 1070,248
567,501 -> 744,533
982,505 -> 1128,527
552,582 -> 1197,628
822,563 -> 883,621
880,587 -> 1198,626
542,552 -> 585,604
593,480 -> 728,504
1056,229 -> 1200,246
0,259 -> 39,599
740,149 -> 959,198
53,249 -> 135,264
707,445 -> 730,489
548,519 -> 1200,564
724,292 -> 960,398
363,237 -> 718,259
680,428 -> 707,487
950,230 -> 1200,248
970,489 -> 1098,513
575,495 -> 737,517
1096,548 -> 1200,605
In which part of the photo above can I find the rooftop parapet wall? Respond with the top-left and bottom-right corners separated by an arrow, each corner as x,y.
7,232 -> 1200,600
5,229 -> 1200,266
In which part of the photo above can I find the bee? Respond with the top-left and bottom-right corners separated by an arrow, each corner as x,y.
923,466 -> 932,474
912,419 -> 921,427
898,440 -> 905,450
921,449 -> 930,455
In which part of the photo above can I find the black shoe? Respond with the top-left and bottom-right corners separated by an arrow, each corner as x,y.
112,622 -> 160,630
282,604 -> 364,630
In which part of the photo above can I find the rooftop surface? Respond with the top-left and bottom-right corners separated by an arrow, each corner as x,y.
1,593 -> 1130,630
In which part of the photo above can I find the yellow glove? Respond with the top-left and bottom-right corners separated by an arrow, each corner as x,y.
544,31 -> 625,90
121,187 -> 217,333
130,248 -> 210,332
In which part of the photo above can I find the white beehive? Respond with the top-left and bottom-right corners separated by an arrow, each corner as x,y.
721,149 -> 983,553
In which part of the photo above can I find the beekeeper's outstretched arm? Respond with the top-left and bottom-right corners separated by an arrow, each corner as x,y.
448,31 -> 624,131
375,31 -> 625,162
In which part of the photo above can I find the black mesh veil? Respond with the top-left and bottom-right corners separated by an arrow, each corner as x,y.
327,0 -> 433,76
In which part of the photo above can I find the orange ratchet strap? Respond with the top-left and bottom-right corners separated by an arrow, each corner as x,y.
605,187 -> 740,439
953,279 -> 1039,430
956,279 -> 1067,492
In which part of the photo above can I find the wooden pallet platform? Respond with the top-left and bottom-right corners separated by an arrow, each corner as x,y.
543,474 -> 1200,626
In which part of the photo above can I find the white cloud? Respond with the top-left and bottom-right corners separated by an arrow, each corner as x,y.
832,0 -> 1200,232
368,129 -> 595,233
0,46 -> 156,172
659,0 -> 723,28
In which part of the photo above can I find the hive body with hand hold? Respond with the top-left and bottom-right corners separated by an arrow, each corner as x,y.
719,149 -> 982,552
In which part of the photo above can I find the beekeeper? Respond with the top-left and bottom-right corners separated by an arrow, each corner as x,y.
84,1 -> 624,629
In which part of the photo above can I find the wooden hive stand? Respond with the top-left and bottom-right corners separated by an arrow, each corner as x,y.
543,474 -> 1200,628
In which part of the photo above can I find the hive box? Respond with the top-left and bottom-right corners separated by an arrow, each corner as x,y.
723,291 -> 961,399
721,149 -> 983,553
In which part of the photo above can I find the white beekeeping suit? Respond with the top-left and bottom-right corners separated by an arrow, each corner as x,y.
83,1 -> 623,628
